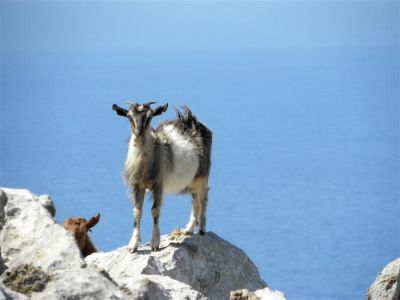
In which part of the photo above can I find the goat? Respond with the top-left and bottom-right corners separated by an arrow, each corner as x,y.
112,101 -> 212,252
63,214 -> 100,257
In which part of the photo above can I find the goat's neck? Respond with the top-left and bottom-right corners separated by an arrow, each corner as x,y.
125,129 -> 156,187
82,236 -> 97,257
129,129 -> 155,155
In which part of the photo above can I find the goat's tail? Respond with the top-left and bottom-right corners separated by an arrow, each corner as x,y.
175,106 -> 213,177
174,105 -> 212,142
174,105 -> 198,132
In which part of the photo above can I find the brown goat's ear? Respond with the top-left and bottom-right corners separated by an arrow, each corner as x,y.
112,104 -> 128,117
86,214 -> 100,229
152,103 -> 168,116
63,218 -> 74,230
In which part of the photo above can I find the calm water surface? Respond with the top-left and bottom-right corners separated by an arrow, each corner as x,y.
1,2 -> 399,299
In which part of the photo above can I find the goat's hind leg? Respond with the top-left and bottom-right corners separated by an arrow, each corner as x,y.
128,185 -> 145,253
198,179 -> 209,235
185,192 -> 200,235
151,185 -> 163,251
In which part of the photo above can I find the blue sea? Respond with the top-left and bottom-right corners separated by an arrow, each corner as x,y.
1,1 -> 399,299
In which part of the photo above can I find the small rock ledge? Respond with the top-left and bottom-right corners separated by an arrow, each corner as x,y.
367,258 -> 400,300
0,188 -> 286,300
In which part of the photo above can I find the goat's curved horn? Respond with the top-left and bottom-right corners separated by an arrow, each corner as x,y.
143,101 -> 157,107
126,101 -> 137,107
87,213 -> 100,229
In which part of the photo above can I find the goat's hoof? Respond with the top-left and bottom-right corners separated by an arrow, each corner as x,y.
151,246 -> 160,252
199,230 -> 205,236
128,236 -> 140,253
127,246 -> 138,253
127,241 -> 139,253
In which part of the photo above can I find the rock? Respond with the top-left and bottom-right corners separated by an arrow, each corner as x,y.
30,268 -> 129,300
1,264 -> 50,296
37,194 -> 56,218
117,274 -> 207,300
0,190 -> 7,276
255,287 -> 286,300
0,257 -> 5,277
0,190 -> 7,230
367,258 -> 400,300
0,190 -> 6,276
230,288 -> 286,300
0,188 -> 284,300
0,188 -> 84,273
0,188 -> 131,300
86,228 -> 267,300
230,289 -> 261,300
0,282 -> 29,300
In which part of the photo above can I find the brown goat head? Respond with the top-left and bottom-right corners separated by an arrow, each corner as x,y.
63,214 -> 100,257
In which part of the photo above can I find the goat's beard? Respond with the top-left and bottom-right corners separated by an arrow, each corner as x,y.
133,135 -> 145,146
132,130 -> 147,146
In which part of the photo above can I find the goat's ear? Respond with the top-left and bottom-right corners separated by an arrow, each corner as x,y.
112,104 -> 128,117
63,218 -> 73,229
86,214 -> 100,229
152,103 -> 168,116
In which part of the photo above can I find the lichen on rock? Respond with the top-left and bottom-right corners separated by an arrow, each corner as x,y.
1,264 -> 50,296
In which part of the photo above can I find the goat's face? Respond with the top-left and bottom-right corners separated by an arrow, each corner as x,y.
63,214 -> 100,250
113,102 -> 168,141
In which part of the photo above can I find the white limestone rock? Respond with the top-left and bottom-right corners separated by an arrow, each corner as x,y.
30,268 -> 129,300
367,258 -> 400,300
117,274 -> 207,300
0,188 -> 282,300
86,229 -> 267,300
255,287 -> 286,300
37,194 -> 56,218
230,288 -> 286,300
0,188 -> 84,273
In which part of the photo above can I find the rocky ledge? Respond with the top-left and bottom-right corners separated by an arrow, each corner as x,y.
0,188 -> 286,300
367,258 -> 400,300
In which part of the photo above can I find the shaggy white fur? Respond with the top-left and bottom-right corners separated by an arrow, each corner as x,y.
162,125 -> 199,194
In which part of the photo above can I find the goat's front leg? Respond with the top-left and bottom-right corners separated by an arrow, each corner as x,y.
151,185 -> 163,251
128,185 -> 145,253
185,192 -> 200,235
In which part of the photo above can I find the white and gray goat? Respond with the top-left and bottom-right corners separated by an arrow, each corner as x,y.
112,101 -> 212,252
